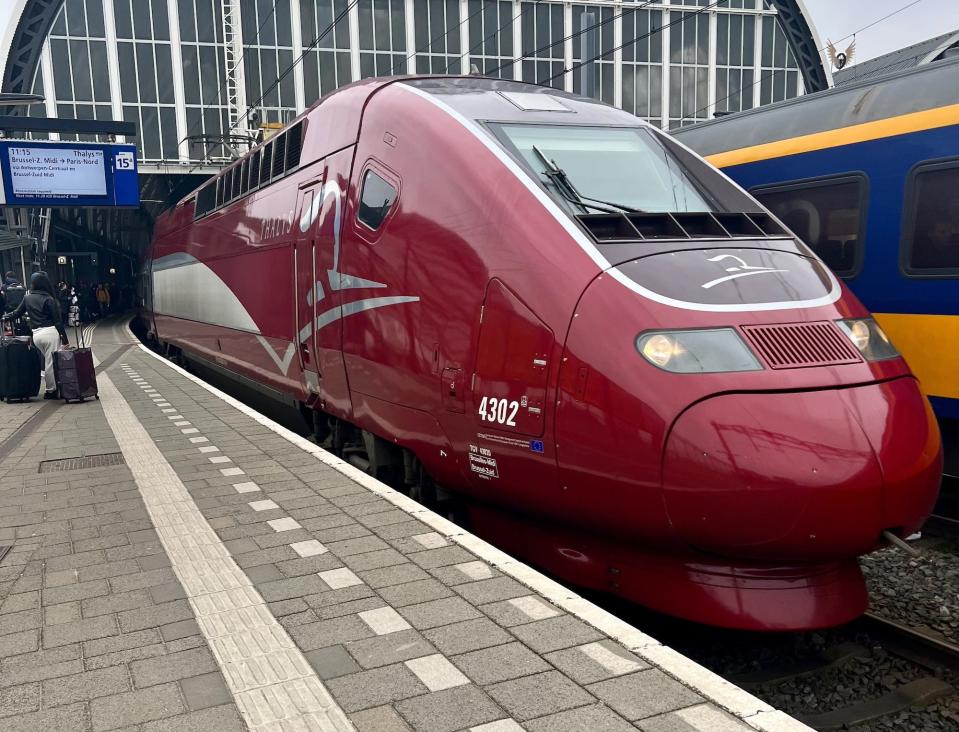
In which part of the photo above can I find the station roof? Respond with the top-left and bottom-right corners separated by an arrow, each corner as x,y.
834,29 -> 959,86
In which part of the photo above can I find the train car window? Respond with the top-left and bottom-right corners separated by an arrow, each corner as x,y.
272,134 -> 287,179
239,160 -> 249,197
261,143 -> 273,184
358,170 -> 398,230
752,175 -> 866,278
226,166 -> 237,202
249,150 -> 261,189
903,160 -> 959,276
215,176 -> 224,208
285,123 -> 303,171
195,182 -> 215,219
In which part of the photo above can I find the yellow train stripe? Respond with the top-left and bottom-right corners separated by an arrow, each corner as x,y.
873,312 -> 959,401
705,103 -> 959,168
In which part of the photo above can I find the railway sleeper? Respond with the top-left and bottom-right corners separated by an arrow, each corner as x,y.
798,677 -> 953,730
729,642 -> 870,688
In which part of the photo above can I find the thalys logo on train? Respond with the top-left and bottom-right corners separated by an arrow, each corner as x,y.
700,254 -> 788,290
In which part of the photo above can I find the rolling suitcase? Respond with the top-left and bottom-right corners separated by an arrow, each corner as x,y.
54,326 -> 98,403
0,336 -> 42,403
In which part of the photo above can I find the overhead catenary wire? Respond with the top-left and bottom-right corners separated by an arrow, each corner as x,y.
390,0 -> 490,75
445,0 -> 549,75
678,0 -> 930,127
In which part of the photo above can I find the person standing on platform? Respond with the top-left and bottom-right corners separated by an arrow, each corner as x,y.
3,272 -> 69,399
0,271 -> 26,314
95,283 -> 110,318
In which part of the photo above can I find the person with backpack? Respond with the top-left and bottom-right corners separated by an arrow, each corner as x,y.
3,272 -> 69,399
95,283 -> 110,317
0,271 -> 26,314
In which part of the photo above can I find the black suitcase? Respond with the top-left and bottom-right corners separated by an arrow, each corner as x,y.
54,326 -> 98,403
0,336 -> 41,403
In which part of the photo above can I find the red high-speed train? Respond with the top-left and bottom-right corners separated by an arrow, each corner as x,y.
143,77 -> 942,631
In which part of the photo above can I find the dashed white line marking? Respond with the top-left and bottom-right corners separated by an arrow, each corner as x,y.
181,427 -> 200,434
268,517 -> 300,532
580,642 -> 643,676
221,467 -> 244,477
249,500 -> 279,512
168,415 -> 184,420
209,456 -> 232,464
318,568 -> 362,589
405,654 -> 470,692
358,607 -> 411,635
508,596 -> 560,621
174,421 -> 191,427
189,436 -> 209,443
675,704 -> 756,731
290,540 -> 327,558
199,446 -> 220,453
162,408 -> 177,414
95,364 -> 351,731
233,482 -> 261,494
456,561 -> 493,581
157,402 -> 171,407
412,532 -> 448,549
470,721 -> 524,732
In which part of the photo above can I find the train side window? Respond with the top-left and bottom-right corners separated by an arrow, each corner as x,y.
195,182 -> 215,219
272,133 -> 287,179
239,160 -> 249,197
752,175 -> 867,278
261,143 -> 273,184
215,177 -> 224,208
249,150 -> 261,189
358,170 -> 398,231
903,160 -> 959,276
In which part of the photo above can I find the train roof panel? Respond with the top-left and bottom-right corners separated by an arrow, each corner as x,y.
401,77 -> 643,128
673,55 -> 959,157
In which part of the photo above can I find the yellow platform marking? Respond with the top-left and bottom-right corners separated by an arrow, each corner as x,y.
873,312 -> 959,401
706,103 -> 959,169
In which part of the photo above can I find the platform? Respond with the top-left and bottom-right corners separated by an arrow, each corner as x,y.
0,318 -> 809,732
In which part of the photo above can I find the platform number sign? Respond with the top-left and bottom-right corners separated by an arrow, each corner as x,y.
115,151 -> 135,171
478,396 -> 519,427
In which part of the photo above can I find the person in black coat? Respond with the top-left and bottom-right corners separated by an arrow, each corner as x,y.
4,272 -> 69,399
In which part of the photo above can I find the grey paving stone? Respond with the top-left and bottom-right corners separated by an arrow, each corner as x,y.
342,548 -> 410,572
0,646 -> 83,685
287,615 -> 375,650
303,584 -> 376,611
274,554 -> 340,578
90,682 -> 186,730
245,563 -> 285,583
508,615 -> 603,654
479,596 -> 562,628
149,581 -> 187,604
118,599 -> 193,632
41,665 -> 131,707
358,509 -> 414,529
160,618 -> 201,642
79,559 -> 143,583
0,608 -> 41,633
358,563 -> 431,589
0,682 -> 40,718
587,670 -> 703,721
487,671 -> 595,722
314,597 -> 389,621
452,641 -> 551,685
81,590 -> 152,618
454,577 -> 531,605
43,570 -> 79,588
85,642 -> 167,671
377,579 -> 453,608
43,601 -> 80,626
346,628 -> 435,669
131,646 -> 218,687
0,701 -> 87,732
304,644 -> 362,679
526,703 -> 638,731
326,663 -> 427,712
423,618 -> 512,656
42,578 -> 110,605
0,591 -> 39,613
395,684 -> 505,732
178,672 -> 232,711
398,596 -> 482,630
257,574 -> 329,602
350,704 -> 413,731
266,598 -> 310,617
43,614 -> 118,648
408,546 -> 476,569
636,704 -> 753,732
545,641 -> 648,685
83,628 -> 161,657
109,567 -> 176,593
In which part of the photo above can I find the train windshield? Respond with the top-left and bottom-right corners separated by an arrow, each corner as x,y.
493,124 -> 717,214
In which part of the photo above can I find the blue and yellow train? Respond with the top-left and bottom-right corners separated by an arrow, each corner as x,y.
675,57 -> 959,456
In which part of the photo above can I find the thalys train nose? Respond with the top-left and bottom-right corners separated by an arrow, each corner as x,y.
662,377 -> 942,560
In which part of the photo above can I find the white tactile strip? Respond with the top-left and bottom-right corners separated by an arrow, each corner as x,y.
129,324 -> 812,732
96,366 -> 355,731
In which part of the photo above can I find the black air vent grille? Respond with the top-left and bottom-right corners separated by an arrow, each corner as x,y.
577,212 -> 791,243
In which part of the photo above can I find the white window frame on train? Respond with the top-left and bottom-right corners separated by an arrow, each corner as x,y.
900,157 -> 959,279
750,172 -> 869,280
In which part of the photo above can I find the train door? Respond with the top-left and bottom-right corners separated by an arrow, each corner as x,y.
295,183 -> 321,398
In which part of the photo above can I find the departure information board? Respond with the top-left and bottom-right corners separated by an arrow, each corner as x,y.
0,140 -> 139,207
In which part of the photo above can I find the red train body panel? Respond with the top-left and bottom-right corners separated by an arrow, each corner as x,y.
144,77 -> 942,630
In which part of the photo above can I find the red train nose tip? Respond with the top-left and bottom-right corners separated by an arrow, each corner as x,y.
662,378 -> 942,561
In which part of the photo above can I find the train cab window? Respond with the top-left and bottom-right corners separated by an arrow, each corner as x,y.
358,170 -> 398,230
752,176 -> 866,277
903,161 -> 959,275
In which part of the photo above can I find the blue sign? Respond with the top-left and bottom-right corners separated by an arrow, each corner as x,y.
0,140 -> 139,207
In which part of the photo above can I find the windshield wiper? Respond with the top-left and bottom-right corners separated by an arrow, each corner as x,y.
531,145 -> 644,214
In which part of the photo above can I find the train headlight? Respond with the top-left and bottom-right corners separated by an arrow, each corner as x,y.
837,319 -> 899,361
636,329 -> 762,373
